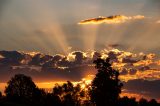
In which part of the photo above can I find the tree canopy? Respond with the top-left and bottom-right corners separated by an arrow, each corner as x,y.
90,57 -> 123,106
0,59 -> 159,106
5,74 -> 41,104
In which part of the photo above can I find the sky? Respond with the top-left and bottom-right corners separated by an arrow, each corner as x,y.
0,0 -> 160,100
0,0 -> 160,54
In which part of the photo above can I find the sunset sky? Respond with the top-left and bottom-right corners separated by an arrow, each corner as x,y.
0,0 -> 160,101
0,0 -> 160,54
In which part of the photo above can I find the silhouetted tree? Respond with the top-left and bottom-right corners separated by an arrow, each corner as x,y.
53,81 -> 86,106
32,88 -> 48,105
0,91 -> 2,98
148,99 -> 160,106
53,81 -> 77,106
118,96 -> 138,106
139,98 -> 148,106
1,70 -> 160,106
0,91 -> 2,104
90,57 -> 123,106
63,93 -> 76,106
43,93 -> 62,106
5,74 -> 42,105
0,93 -> 2,106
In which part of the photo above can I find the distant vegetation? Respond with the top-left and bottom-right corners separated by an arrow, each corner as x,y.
0,57 -> 160,106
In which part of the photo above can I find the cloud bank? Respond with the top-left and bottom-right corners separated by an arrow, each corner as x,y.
78,15 -> 145,25
0,49 -> 160,99
0,49 -> 159,82
123,79 -> 160,99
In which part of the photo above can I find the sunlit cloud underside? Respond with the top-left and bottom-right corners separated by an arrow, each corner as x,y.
78,15 -> 145,25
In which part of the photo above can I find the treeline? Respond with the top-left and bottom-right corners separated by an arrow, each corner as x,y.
0,75 -> 89,106
0,58 -> 159,106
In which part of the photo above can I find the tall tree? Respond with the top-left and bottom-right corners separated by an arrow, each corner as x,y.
5,74 -> 42,104
90,57 -> 123,106
148,99 -> 160,106
118,96 -> 138,106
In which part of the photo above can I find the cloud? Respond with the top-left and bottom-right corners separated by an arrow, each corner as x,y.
0,51 -> 25,65
72,51 -> 86,64
0,49 -> 160,83
124,79 -> 160,99
78,15 -> 145,25
0,49 -> 160,99
108,44 -> 121,48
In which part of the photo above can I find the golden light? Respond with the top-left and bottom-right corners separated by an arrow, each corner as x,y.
120,69 -> 160,82
5,1 -> 72,55
80,25 -> 99,51
126,20 -> 159,52
120,92 -> 150,101
81,84 -> 86,89
78,15 -> 145,25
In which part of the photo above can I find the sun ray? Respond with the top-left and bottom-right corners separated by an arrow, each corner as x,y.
80,25 -> 99,51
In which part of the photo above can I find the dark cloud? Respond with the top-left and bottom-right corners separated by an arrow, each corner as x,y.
120,68 -> 128,75
0,51 -> 25,65
138,66 -> 150,71
0,49 -> 160,99
124,79 -> 160,99
122,58 -> 137,63
108,51 -> 119,62
92,52 -> 101,60
129,69 -> 137,75
0,49 -> 160,83
108,44 -> 120,48
72,51 -> 86,64
42,54 -> 64,68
